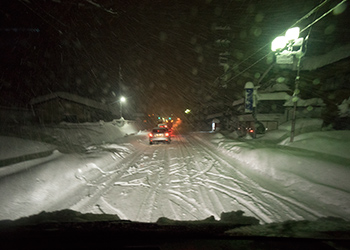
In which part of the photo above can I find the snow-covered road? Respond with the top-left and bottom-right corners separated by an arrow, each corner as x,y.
1,128 -> 349,224
69,132 -> 350,224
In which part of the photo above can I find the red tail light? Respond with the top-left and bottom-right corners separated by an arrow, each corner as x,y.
249,129 -> 254,133
149,133 -> 153,137
165,132 -> 169,137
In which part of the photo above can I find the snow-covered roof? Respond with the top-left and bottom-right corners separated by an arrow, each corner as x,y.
302,43 -> 350,71
338,97 -> 350,118
232,98 -> 244,107
257,92 -> 325,107
284,97 -> 325,107
263,83 -> 291,93
206,112 -> 224,120
29,92 -> 110,112
257,92 -> 291,101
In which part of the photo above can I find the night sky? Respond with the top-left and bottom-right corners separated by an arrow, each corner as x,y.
1,0 -> 349,117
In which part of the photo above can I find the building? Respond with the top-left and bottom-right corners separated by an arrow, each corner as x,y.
230,88 -> 325,132
30,92 -> 114,124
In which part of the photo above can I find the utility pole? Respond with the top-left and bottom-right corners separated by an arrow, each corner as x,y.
271,27 -> 305,142
290,57 -> 301,142
118,64 -> 122,94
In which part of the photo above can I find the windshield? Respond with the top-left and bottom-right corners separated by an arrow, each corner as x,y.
1,0 -> 350,235
152,128 -> 167,133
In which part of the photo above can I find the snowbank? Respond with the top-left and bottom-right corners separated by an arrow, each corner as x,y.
280,130 -> 350,159
199,129 -> 350,221
260,118 -> 324,141
49,119 -> 139,146
0,149 -> 125,220
0,120 -> 139,162
0,136 -> 56,162
0,120 -> 140,220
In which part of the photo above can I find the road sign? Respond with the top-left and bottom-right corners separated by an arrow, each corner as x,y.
276,54 -> 293,64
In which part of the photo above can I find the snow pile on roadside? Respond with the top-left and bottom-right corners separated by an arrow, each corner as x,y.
0,120 -> 139,163
203,129 -> 350,221
278,118 -> 324,134
0,144 -> 130,220
44,120 -> 139,146
261,118 -> 324,141
279,130 -> 350,159
0,136 -> 56,161
0,121 -> 140,220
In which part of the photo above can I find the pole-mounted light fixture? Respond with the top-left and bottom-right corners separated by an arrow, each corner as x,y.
285,27 -> 300,41
271,36 -> 288,52
271,27 -> 305,142
271,27 -> 304,57
120,96 -> 126,119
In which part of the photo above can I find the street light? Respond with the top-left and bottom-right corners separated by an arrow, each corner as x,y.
285,27 -> 300,40
271,27 -> 304,58
120,96 -> 126,119
271,36 -> 288,52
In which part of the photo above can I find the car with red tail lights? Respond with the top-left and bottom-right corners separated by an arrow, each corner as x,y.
149,127 -> 171,144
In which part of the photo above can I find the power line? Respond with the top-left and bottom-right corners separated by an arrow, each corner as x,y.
19,0 -> 63,34
221,0 -> 346,85
301,0 -> 348,33
224,52 -> 273,84
288,0 -> 330,30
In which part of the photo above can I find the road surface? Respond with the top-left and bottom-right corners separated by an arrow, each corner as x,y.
69,133 -> 324,223
2,131 -> 348,223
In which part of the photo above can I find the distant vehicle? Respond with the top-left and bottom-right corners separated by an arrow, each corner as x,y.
156,123 -> 173,135
157,123 -> 168,128
158,123 -> 174,134
149,127 -> 171,144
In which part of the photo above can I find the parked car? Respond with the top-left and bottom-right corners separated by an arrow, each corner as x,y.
149,127 -> 171,144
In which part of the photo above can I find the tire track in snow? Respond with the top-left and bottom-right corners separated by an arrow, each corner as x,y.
166,199 -> 180,220
135,146 -> 171,222
70,145 -> 150,214
186,136 -> 274,222
168,189 -> 213,219
163,135 -> 221,220
201,182 -> 273,223
173,135 -> 238,220
72,133 -> 324,223
195,185 -> 219,219
189,135 -> 324,222
202,179 -> 281,221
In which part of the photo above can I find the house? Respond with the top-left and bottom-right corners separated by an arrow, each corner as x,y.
30,92 -> 114,124
230,88 -> 325,132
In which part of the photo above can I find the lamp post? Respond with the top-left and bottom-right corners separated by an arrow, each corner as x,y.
271,27 -> 305,142
119,96 -> 126,119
